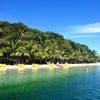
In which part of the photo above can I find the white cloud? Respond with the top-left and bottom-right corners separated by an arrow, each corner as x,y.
66,34 -> 97,38
67,23 -> 100,34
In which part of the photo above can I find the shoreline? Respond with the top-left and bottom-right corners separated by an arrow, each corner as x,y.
4,63 -> 100,69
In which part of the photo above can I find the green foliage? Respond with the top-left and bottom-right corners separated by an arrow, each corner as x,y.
49,63 -> 55,67
97,56 -> 100,62
18,64 -> 25,67
0,21 -> 97,64
64,64 -> 70,68
0,64 -> 6,67
32,64 -> 39,67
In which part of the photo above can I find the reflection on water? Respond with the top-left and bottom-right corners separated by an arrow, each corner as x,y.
0,67 -> 7,77
86,67 -> 89,72
0,66 -> 100,100
18,67 -> 25,74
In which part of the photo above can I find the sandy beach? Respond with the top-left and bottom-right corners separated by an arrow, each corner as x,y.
69,63 -> 100,67
5,63 -> 100,69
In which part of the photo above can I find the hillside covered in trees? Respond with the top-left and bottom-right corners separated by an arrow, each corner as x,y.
0,21 -> 97,64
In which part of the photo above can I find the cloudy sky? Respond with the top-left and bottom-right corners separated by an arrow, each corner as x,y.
0,0 -> 100,54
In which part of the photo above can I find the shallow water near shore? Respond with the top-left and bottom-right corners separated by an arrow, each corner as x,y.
0,66 -> 100,100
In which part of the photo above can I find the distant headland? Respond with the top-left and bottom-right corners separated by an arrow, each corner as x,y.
0,21 -> 99,65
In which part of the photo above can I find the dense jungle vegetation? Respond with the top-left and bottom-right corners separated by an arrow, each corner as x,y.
0,21 -> 97,64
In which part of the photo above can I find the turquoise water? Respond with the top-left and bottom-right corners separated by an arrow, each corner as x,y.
0,66 -> 100,100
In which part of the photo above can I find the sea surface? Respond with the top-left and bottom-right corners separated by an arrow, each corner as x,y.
0,66 -> 100,100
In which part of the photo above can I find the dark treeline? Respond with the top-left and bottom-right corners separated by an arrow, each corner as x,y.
97,56 -> 100,62
0,21 -> 97,64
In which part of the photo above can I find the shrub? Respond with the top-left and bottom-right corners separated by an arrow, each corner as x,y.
32,64 -> 39,67
0,64 -> 6,68
18,64 -> 25,67
49,63 -> 55,67
64,64 -> 70,68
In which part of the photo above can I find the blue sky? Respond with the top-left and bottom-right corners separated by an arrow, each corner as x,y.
0,0 -> 100,54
